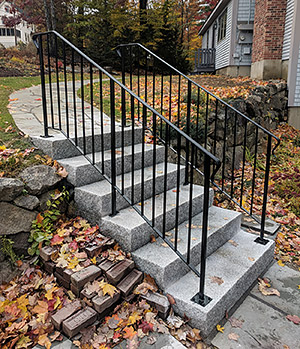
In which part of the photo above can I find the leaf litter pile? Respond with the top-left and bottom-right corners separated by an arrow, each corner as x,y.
0,214 -> 210,348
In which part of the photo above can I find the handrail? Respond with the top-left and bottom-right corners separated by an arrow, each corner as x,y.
33,30 -> 221,307
32,32 -> 220,164
116,43 -> 280,142
116,42 -> 280,244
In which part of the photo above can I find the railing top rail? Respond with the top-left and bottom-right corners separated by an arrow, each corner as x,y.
32,31 -> 221,166
117,43 -> 280,143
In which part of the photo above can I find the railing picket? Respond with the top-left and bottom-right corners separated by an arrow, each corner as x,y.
174,134 -> 181,252
54,35 -> 61,130
230,112 -> 238,197
131,95 -> 135,204
256,135 -> 272,245
152,112 -> 157,226
222,106 -> 228,191
110,79 -> 117,216
99,70 -> 105,173
141,105 -> 146,215
90,63 -> 95,164
250,128 -> 259,215
71,48 -> 78,145
187,143 -> 194,265
46,33 -> 54,129
62,41 -> 69,138
240,121 -> 248,207
80,56 -> 86,154
162,124 -> 169,239
185,81 -> 192,184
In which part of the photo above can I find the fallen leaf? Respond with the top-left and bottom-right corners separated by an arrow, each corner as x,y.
123,326 -> 137,340
248,257 -> 255,262
229,317 -> 244,328
150,235 -> 156,243
228,332 -> 239,341
277,260 -> 285,267
210,276 -> 224,285
229,239 -> 238,247
146,335 -> 157,345
216,324 -> 224,333
166,293 -> 176,305
286,315 -> 300,325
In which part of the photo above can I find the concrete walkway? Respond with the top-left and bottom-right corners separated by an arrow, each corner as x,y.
9,83 -> 300,349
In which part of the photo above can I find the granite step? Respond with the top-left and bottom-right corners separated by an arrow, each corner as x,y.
59,143 -> 165,187
101,184 -> 214,252
31,125 -> 143,159
165,230 -> 275,337
75,162 -> 186,220
132,206 -> 242,289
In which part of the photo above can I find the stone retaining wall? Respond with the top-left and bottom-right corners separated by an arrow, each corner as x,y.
0,165 -> 72,282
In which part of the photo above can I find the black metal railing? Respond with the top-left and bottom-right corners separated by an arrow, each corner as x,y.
194,48 -> 216,73
116,43 -> 280,245
32,31 -> 221,306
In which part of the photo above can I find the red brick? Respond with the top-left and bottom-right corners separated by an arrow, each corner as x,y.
55,272 -> 70,289
62,268 -> 74,283
62,307 -> 97,338
141,292 -> 170,314
43,261 -> 55,274
71,265 -> 102,289
40,246 -> 56,261
98,259 -> 114,273
117,269 -> 143,297
92,291 -> 120,315
106,259 -> 135,285
51,300 -> 82,330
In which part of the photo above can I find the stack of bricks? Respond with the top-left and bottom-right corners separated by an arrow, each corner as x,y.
40,235 -> 170,338
40,245 -> 145,337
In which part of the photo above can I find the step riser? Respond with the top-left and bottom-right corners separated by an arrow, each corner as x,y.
132,212 -> 242,289
74,167 -> 186,219
32,127 -> 143,159
60,146 -> 165,187
167,239 -> 275,337
101,188 -> 214,252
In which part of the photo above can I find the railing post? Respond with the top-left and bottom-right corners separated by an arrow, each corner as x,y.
110,79 -> 118,217
191,154 -> 212,306
255,135 -> 272,245
38,35 -> 50,138
184,80 -> 192,184
121,45 -> 126,127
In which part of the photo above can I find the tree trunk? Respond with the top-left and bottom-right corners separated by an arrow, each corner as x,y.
50,0 -> 56,31
43,0 -> 52,31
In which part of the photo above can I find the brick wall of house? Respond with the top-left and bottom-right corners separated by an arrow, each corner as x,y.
252,0 -> 287,63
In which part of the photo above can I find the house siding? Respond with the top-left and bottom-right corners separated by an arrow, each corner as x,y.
216,0 -> 233,70
295,44 -> 300,106
238,0 -> 255,22
282,0 -> 294,61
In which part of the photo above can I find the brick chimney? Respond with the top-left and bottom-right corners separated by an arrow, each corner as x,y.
251,0 -> 287,80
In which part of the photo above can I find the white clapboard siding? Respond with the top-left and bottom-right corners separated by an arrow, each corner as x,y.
282,0 -> 295,61
294,45 -> 300,106
238,0 -> 255,22
216,0 -> 233,70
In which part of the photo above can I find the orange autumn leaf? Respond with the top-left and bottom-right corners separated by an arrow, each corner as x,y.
32,300 -> 48,314
38,334 -> 51,349
123,326 -> 137,340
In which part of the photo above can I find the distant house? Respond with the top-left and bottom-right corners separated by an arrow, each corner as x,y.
199,0 -> 300,128
0,1 -> 34,48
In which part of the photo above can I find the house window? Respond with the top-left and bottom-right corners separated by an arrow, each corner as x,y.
218,8 -> 227,42
0,28 -> 6,36
16,29 -> 21,38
